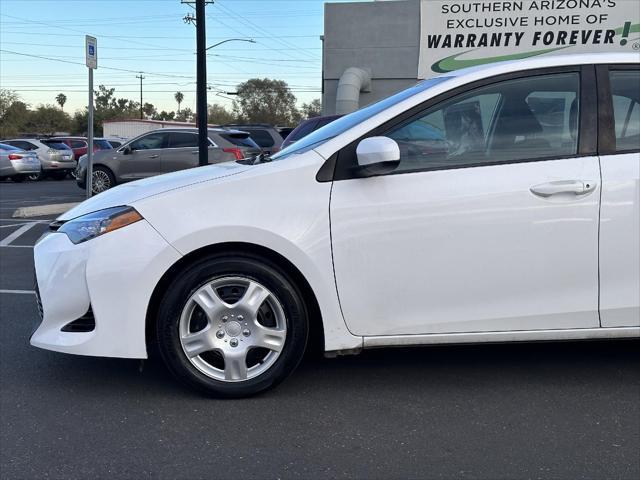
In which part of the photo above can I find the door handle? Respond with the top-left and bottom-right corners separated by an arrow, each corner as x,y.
530,180 -> 596,197
191,150 -> 199,155
148,154 -> 159,159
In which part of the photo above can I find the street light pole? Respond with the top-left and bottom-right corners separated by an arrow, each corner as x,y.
195,0 -> 208,167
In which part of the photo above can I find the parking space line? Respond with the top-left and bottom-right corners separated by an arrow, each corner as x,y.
0,289 -> 35,295
0,222 -> 37,246
0,224 -> 26,229
0,245 -> 34,248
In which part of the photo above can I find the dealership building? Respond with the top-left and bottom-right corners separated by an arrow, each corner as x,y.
321,0 -> 639,115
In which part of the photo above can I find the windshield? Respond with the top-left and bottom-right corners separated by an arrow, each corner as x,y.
271,77 -> 452,160
42,141 -> 71,150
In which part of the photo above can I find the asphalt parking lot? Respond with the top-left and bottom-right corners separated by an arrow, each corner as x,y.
0,180 -> 639,480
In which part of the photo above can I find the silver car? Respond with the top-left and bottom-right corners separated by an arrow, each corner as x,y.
0,143 -> 41,182
1,138 -> 76,180
76,128 -> 262,193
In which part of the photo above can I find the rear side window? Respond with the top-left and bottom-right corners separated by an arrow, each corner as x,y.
6,140 -> 37,150
247,129 -> 275,148
168,132 -> 198,148
610,70 -> 640,152
219,133 -> 260,149
0,143 -> 20,151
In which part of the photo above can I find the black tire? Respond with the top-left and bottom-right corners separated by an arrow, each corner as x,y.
10,175 -> 25,183
156,252 -> 309,398
91,166 -> 115,194
28,169 -> 44,181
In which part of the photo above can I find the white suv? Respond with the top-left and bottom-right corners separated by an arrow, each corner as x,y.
32,53 -> 639,397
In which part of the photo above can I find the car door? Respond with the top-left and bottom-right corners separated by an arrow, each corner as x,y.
597,65 -> 640,328
118,131 -> 167,180
162,131 -> 203,173
330,68 -> 602,336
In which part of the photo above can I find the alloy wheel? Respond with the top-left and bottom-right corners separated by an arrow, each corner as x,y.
92,169 -> 111,193
178,276 -> 287,382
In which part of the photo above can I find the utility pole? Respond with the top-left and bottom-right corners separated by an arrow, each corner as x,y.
136,73 -> 145,119
195,0 -> 208,167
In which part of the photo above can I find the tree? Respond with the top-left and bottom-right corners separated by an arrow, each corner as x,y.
300,99 -> 322,119
0,99 -> 29,138
153,110 -> 175,121
207,103 -> 234,125
174,91 -> 184,113
25,104 -> 71,135
55,93 -> 67,111
233,78 -> 300,125
175,107 -> 194,123
0,89 -> 20,118
142,102 -> 156,118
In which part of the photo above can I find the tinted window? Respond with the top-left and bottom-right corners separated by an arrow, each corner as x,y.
0,143 -> 21,152
6,140 -> 37,150
129,132 -> 167,151
108,140 -> 122,148
386,73 -> 580,172
42,141 -> 71,150
287,120 -> 318,143
168,132 -> 198,148
219,133 -> 260,148
610,70 -> 640,152
70,140 -> 86,148
248,129 -> 275,148
94,140 -> 112,150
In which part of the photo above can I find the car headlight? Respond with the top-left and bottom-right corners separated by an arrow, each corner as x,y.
58,206 -> 143,244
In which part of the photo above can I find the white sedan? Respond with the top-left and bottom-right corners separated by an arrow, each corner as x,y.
32,53 -> 639,397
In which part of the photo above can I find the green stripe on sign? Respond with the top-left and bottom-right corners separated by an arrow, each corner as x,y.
431,47 -> 568,73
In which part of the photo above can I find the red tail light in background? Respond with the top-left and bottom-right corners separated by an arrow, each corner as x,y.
7,154 -> 23,160
223,148 -> 244,160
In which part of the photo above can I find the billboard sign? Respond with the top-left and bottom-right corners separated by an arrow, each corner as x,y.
418,0 -> 640,78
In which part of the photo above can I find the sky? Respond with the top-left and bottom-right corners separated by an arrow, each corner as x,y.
0,0 -> 362,114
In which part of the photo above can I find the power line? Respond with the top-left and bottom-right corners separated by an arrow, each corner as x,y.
0,49 -> 195,78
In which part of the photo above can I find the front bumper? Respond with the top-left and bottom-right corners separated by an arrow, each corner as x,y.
31,219 -> 181,358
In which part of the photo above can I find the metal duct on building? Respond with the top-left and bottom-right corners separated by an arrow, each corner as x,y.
335,67 -> 371,115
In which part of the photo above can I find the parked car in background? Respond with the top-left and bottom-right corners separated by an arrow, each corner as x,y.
104,137 -> 125,149
0,143 -> 41,182
76,128 -> 262,193
1,138 -> 76,180
282,115 -> 342,150
222,123 -> 283,155
276,126 -> 294,141
51,136 -> 113,159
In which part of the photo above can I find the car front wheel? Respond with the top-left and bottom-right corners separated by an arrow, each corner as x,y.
156,253 -> 309,398
91,166 -> 115,194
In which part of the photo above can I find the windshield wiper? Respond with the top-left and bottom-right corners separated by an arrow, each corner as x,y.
253,152 -> 272,164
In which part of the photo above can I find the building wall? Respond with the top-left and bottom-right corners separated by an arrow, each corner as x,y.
322,0 -> 421,115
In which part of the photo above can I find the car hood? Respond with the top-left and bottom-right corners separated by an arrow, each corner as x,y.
59,162 -> 251,220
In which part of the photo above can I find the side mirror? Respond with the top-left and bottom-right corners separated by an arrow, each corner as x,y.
121,145 -> 132,155
355,136 -> 400,176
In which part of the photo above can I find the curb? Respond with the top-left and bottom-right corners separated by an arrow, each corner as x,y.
12,203 -> 79,219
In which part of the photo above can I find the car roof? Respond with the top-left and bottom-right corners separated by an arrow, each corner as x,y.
441,52 -> 638,84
